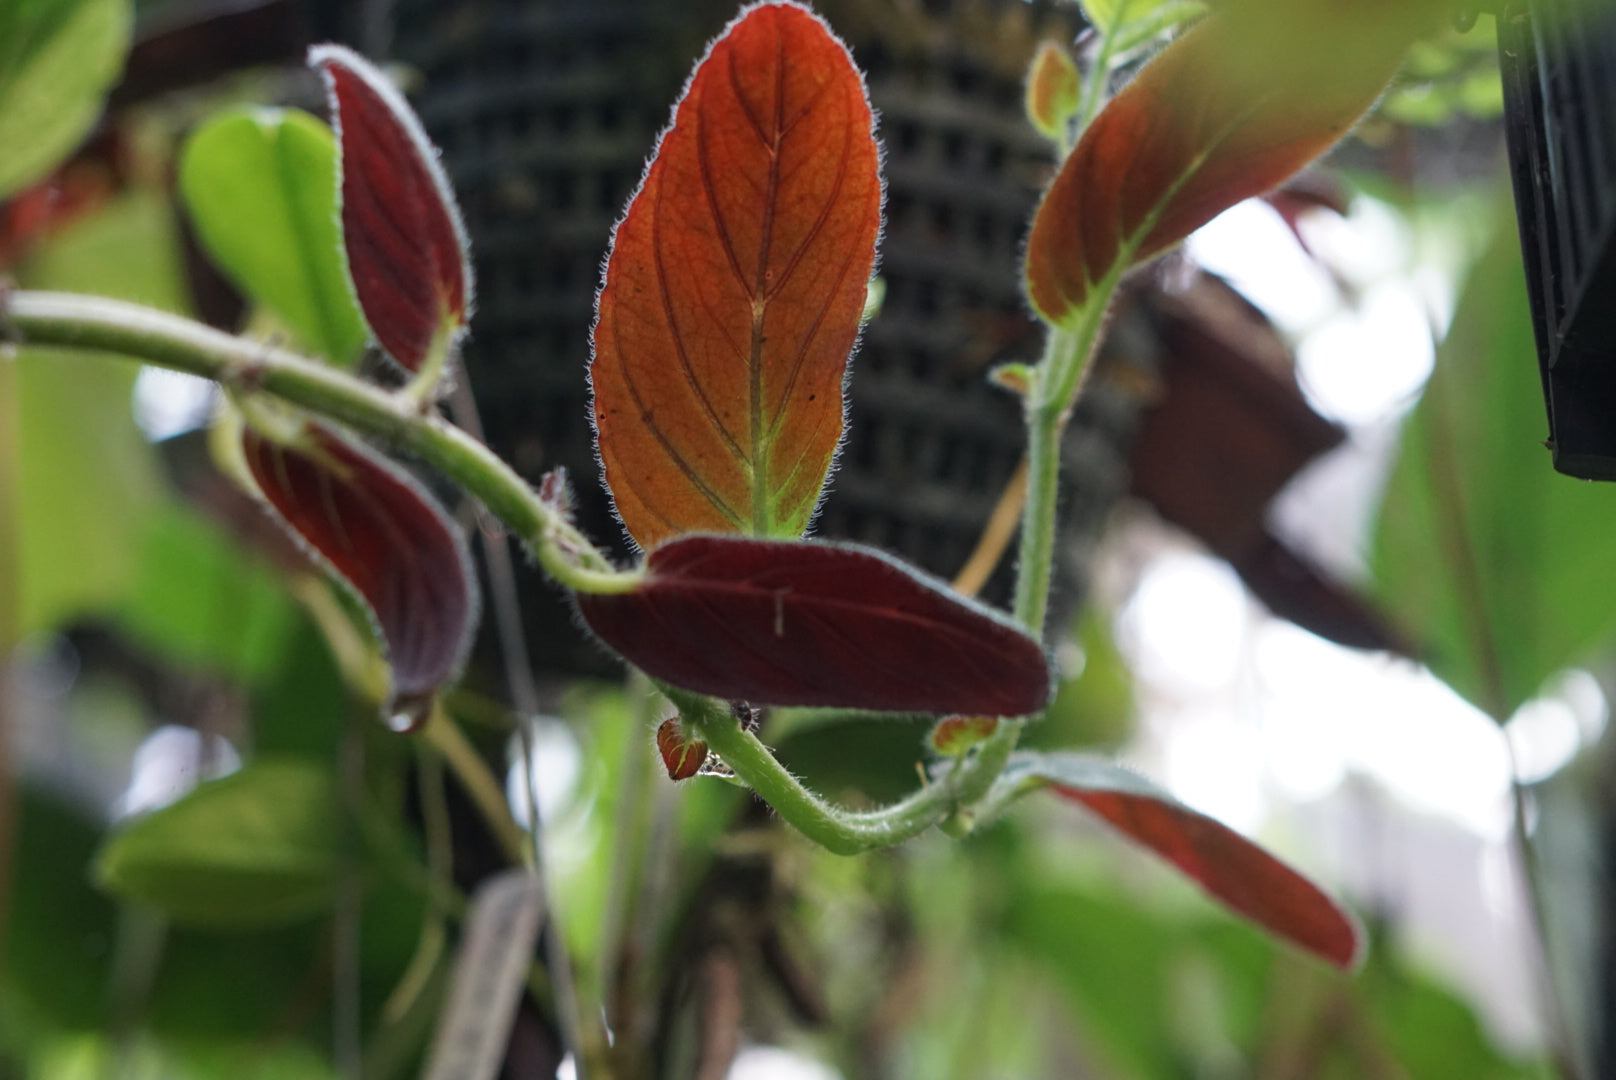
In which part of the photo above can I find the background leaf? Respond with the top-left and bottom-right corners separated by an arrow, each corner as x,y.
180,107 -> 368,367
116,501 -> 298,687
590,1 -> 882,549
577,535 -> 1051,715
1009,752 -> 1361,967
241,422 -> 477,722
12,191 -> 174,637
311,45 -> 471,375
94,760 -> 341,928
0,0 -> 130,200
1371,194 -> 1616,718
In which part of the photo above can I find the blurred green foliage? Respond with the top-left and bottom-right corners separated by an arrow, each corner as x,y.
0,0 -> 130,200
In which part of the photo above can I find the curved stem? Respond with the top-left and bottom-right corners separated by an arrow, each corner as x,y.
3,291 -> 621,588
669,686 -> 991,855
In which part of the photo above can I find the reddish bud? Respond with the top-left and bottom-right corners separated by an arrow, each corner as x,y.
241,421 -> 477,725
577,535 -> 1052,715
656,717 -> 709,781
310,44 -> 473,376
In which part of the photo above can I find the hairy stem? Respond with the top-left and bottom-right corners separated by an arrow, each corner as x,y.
3,291 -> 624,590
667,686 -> 1004,855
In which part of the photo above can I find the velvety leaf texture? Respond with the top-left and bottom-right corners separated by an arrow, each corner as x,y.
577,536 -> 1051,715
1018,753 -> 1360,968
311,44 -> 472,373
1024,4 -> 1437,327
241,422 -> 475,721
591,1 -> 881,550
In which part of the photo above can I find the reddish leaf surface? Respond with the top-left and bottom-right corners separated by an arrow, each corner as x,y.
311,44 -> 472,374
590,2 -> 881,550
576,536 -> 1051,715
1020,753 -> 1360,968
1024,5 -> 1438,326
656,717 -> 709,781
242,422 -> 476,722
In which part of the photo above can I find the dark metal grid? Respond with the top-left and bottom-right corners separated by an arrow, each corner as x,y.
388,0 -> 1081,670
1500,0 -> 1616,478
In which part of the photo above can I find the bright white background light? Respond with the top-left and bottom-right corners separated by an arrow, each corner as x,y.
1107,192 -> 1608,1053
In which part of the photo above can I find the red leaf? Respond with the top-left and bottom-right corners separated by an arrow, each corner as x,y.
242,422 -> 477,724
590,2 -> 882,550
1024,6 -> 1437,326
1022,754 -> 1360,968
311,44 -> 472,374
576,536 -> 1051,715
656,717 -> 709,781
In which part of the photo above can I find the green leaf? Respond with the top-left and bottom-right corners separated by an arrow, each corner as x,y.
1371,193 -> 1616,718
1110,0 -> 1208,55
1079,0 -> 1204,40
179,107 -> 368,366
1005,883 -> 1179,1079
117,503 -> 297,687
95,760 -> 342,928
2,786 -> 118,1042
0,0 -> 131,200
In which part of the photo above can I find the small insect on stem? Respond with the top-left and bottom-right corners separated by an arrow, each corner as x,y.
730,701 -> 762,734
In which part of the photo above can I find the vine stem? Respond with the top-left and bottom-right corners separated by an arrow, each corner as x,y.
3,285 -> 1112,850
2,290 -> 629,594
666,685 -> 999,854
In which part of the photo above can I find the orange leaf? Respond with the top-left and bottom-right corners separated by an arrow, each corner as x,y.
1024,4 -> 1440,327
590,2 -> 881,550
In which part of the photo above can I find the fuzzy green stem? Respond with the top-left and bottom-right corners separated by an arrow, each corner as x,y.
669,686 -> 995,855
2,291 -> 623,590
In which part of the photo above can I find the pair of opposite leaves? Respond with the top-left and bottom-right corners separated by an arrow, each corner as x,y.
238,0 -> 1438,969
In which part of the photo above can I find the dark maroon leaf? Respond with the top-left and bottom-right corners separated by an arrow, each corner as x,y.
310,44 -> 472,375
242,421 -> 476,724
576,536 -> 1051,715
656,717 -> 709,781
1015,752 -> 1361,968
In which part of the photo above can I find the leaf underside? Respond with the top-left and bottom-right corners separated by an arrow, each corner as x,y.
1024,6 -> 1433,327
312,44 -> 471,373
590,1 -> 881,549
1026,753 -> 1360,968
577,535 -> 1052,715
242,422 -> 475,718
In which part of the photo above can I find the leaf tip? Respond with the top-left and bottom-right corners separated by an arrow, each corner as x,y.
309,42 -> 475,378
